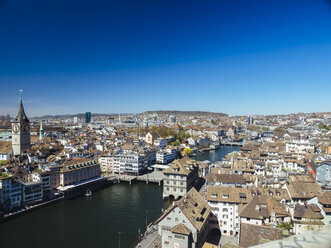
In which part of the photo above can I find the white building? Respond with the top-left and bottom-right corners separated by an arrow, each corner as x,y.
98,155 -> 114,173
286,140 -> 315,155
0,141 -> 13,161
156,147 -> 177,164
0,175 -> 22,212
113,152 -> 148,175
207,186 -> 252,236
22,181 -> 43,205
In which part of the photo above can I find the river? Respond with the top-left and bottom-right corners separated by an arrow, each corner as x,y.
0,146 -> 239,248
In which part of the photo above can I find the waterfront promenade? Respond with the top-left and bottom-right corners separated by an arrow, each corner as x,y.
136,224 -> 160,248
105,170 -> 165,185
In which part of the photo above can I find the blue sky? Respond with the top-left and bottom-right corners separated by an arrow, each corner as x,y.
0,0 -> 331,117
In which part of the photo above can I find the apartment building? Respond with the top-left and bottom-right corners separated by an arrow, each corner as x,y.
59,159 -> 101,186
113,152 -> 148,175
0,175 -> 22,212
163,157 -> 199,199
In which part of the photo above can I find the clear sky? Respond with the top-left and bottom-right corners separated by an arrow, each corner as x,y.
0,0 -> 331,117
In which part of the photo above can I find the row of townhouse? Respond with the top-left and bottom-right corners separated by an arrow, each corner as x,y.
285,139 -> 315,156
0,174 -> 44,213
206,186 -> 291,237
1,159 -> 101,213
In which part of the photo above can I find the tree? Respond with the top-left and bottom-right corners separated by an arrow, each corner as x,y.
150,126 -> 157,133
274,127 -> 285,132
262,126 -> 270,131
182,148 -> 192,156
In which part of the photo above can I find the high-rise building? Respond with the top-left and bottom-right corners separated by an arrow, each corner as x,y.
248,116 -> 254,125
85,112 -> 91,123
73,116 -> 78,123
12,93 -> 30,155
6,114 -> 10,122
0,115 -> 4,122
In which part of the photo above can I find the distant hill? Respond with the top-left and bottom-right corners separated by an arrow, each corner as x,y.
141,110 -> 228,116
33,113 -> 131,120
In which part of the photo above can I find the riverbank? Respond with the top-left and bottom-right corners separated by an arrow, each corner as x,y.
0,196 -> 64,224
0,177 -> 115,224
0,182 -> 169,248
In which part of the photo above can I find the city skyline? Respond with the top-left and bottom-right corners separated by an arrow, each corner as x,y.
1,0 -> 331,116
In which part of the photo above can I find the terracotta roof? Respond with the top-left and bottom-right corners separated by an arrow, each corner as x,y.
0,141 -> 12,154
317,192 -> 331,205
287,181 -> 322,199
207,186 -> 252,204
171,224 -> 191,235
61,158 -> 98,172
164,157 -> 198,176
176,188 -> 211,231
206,174 -> 245,184
240,195 -> 289,219
294,204 -> 324,219
202,242 -> 218,248
155,188 -> 211,232
239,223 -> 287,248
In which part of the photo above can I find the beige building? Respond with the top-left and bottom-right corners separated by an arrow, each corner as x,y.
163,157 -> 199,199
59,159 -> 101,186
145,132 -> 159,144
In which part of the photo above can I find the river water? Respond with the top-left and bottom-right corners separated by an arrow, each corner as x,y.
0,146 -> 239,248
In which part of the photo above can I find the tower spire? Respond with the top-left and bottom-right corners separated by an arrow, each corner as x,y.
39,120 -> 44,141
15,90 -> 29,122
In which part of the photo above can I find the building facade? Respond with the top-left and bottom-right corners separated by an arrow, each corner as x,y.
163,157 -> 199,199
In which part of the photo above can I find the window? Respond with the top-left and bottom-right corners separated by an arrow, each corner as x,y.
223,208 -> 228,212
174,235 -> 185,240
167,217 -> 171,220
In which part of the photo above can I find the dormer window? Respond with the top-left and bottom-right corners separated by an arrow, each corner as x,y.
211,193 -> 217,198
222,194 -> 229,199
239,193 -> 246,199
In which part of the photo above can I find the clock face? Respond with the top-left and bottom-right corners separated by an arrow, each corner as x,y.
12,123 -> 20,134
22,123 -> 30,133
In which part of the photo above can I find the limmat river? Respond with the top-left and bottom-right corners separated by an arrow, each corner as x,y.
0,146 -> 239,248
194,145 -> 240,162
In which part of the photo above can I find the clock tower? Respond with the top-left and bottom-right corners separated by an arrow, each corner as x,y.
12,92 -> 30,155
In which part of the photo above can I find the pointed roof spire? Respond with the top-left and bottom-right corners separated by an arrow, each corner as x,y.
14,90 -> 29,123
40,120 -> 43,131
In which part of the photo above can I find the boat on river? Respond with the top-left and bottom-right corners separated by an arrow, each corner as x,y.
85,189 -> 92,197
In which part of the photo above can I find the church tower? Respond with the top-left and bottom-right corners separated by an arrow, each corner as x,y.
39,120 -> 44,141
12,91 -> 30,155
